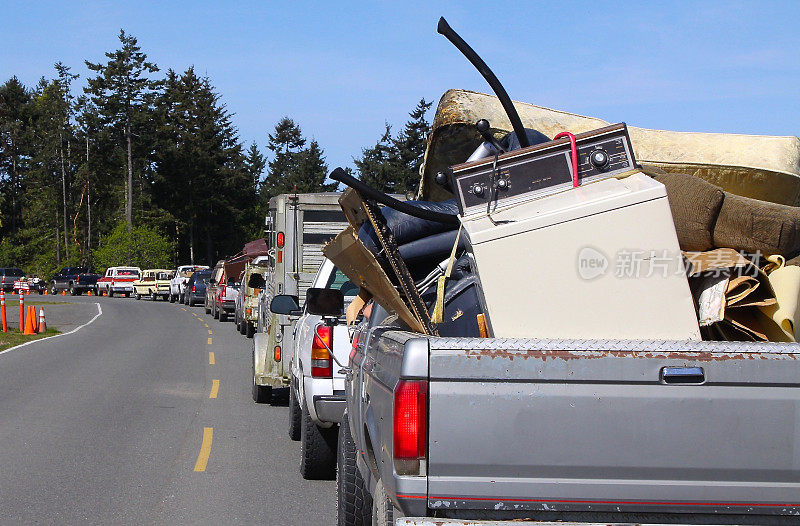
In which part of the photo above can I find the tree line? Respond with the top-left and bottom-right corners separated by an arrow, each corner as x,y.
0,30 -> 431,277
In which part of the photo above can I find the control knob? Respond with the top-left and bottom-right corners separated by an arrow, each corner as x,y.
470,183 -> 485,197
589,148 -> 610,170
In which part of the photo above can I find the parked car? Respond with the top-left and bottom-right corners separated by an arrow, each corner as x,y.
97,266 -> 141,297
184,269 -> 211,306
132,269 -> 173,300
169,265 -> 208,303
270,259 -> 358,479
213,276 -> 239,322
235,259 -> 268,338
12,276 -> 46,294
50,267 -> 100,295
204,260 -> 225,315
0,268 -> 25,292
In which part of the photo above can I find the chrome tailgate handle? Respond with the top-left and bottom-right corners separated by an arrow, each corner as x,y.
661,366 -> 705,384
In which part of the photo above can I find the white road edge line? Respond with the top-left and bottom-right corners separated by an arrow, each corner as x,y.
0,302 -> 104,357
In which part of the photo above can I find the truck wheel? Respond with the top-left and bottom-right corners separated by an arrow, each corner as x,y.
50,284 -> 57,295
300,398 -> 337,480
288,386 -> 301,441
108,290 -> 114,298
169,293 -> 175,303
214,304 -> 220,319
371,479 -> 399,526
245,322 -> 255,339
135,293 -> 141,300
219,309 -> 228,322
252,377 -> 271,404
337,413 -> 372,526
69,284 -> 77,296
204,300 -> 210,314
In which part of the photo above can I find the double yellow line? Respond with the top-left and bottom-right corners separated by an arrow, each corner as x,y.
195,324 -> 218,472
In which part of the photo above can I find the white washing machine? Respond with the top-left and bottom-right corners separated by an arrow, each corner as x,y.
461,172 -> 701,340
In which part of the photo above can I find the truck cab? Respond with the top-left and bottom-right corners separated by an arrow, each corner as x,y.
97,266 -> 141,297
132,269 -> 173,300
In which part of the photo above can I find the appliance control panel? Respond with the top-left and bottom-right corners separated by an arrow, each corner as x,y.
450,123 -> 638,216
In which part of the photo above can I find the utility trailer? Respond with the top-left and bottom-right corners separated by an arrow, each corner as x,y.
252,193 -> 349,402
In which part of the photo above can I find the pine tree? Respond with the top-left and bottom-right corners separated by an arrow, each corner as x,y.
354,99 -> 431,194
392,98 -> 432,193
353,123 -> 403,193
287,139 -> 337,193
261,117 -> 304,198
85,29 -> 160,233
244,142 -> 266,192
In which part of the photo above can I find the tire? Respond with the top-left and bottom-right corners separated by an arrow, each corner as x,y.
337,413 -> 372,526
169,293 -> 175,303
108,290 -> 114,298
219,309 -> 227,322
50,284 -> 57,295
135,293 -> 141,300
371,479 -> 398,526
204,300 -> 210,314
124,292 -> 130,298
252,376 -> 271,403
69,283 -> 77,296
245,322 -> 255,339
213,303 -> 220,319
300,398 -> 337,480
288,385 -> 301,441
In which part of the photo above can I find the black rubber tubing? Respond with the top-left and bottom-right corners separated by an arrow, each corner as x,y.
329,167 -> 460,225
437,17 -> 530,149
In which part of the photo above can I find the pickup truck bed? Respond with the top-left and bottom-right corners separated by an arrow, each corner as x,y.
355,330 -> 800,524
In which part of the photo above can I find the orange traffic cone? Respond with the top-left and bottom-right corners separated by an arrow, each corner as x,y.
61,290 -> 66,296
44,289 -> 48,295
23,306 -> 36,335
38,307 -> 47,333
87,289 -> 92,296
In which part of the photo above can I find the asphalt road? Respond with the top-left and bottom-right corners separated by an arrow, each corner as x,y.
0,294 -> 335,524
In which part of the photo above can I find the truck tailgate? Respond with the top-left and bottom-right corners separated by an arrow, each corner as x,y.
426,338 -> 800,516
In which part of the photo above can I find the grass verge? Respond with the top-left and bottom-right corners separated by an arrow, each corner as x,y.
0,327 -> 61,352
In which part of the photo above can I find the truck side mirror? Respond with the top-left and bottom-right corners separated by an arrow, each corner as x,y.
306,288 -> 344,317
270,294 -> 300,315
248,274 -> 266,289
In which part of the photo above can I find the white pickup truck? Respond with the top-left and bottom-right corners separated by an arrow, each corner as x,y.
169,265 -> 208,303
270,259 -> 358,480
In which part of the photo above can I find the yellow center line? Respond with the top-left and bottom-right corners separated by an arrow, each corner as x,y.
209,379 -> 219,398
209,351 -> 215,365
192,312 -> 197,316
181,307 -> 187,312
208,329 -> 212,335
193,427 -> 213,472
204,323 -> 209,328
207,337 -> 212,345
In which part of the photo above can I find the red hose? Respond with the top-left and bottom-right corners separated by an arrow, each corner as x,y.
554,131 -> 579,187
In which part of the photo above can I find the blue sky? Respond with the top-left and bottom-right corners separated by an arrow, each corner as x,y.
2,1 -> 798,174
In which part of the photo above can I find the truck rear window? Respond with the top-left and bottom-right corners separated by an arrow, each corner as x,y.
117,270 -> 139,277
327,267 -> 358,297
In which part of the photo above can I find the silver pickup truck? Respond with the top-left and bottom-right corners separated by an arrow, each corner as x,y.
339,303 -> 800,526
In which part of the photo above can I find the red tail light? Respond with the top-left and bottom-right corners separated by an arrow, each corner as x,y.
274,345 -> 281,362
277,232 -> 285,248
192,285 -> 196,292
393,380 -> 428,460
349,330 -> 360,363
311,325 -> 332,378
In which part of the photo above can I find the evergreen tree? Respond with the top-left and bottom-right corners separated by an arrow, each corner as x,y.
392,98 -> 432,193
261,117 -> 305,198
287,139 -> 337,193
0,77 -> 32,238
244,142 -> 266,192
354,99 -> 431,194
353,123 -> 403,193
85,29 -> 160,232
